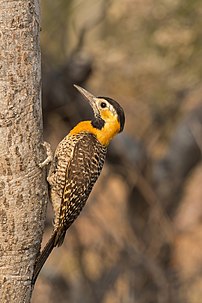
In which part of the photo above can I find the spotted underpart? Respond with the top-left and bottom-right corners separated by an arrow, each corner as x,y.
47,132 -> 107,246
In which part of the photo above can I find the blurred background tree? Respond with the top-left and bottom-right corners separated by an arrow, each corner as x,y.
33,0 -> 202,302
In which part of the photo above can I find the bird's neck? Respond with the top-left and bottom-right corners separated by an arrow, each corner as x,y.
69,120 -> 120,146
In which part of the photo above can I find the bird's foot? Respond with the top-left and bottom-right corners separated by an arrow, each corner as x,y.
39,141 -> 53,168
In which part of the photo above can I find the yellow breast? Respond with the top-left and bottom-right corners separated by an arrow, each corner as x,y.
69,119 -> 120,146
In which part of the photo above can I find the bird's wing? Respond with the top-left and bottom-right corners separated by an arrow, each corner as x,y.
55,133 -> 106,245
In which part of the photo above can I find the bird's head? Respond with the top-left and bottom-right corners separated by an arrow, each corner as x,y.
74,85 -> 125,135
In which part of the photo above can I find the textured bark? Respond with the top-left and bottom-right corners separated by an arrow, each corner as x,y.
0,1 -> 47,302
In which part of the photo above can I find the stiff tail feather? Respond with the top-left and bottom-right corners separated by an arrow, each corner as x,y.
32,230 -> 57,285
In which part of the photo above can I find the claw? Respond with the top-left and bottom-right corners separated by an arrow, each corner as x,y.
39,141 -> 53,168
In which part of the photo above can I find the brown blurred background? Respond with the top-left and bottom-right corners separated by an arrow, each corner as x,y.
32,1 -> 202,302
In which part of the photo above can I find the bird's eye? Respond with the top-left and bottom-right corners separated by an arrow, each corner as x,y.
100,102 -> 107,108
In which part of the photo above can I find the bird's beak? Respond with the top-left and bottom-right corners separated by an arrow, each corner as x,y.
74,84 -> 100,117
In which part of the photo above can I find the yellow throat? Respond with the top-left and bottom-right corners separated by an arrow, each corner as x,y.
69,119 -> 120,146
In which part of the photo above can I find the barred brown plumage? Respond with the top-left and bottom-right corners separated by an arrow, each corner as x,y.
32,85 -> 125,284
53,132 -> 107,246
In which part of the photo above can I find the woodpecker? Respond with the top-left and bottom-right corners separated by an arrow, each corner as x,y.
32,85 -> 125,284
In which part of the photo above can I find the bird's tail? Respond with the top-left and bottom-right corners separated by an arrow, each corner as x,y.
32,230 -> 57,285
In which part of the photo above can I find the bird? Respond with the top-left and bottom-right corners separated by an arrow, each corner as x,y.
32,84 -> 125,284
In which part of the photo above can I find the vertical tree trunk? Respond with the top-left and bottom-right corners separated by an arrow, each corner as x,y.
0,1 -> 47,302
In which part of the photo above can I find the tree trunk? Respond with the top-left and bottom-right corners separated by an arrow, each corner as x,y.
0,1 -> 47,302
